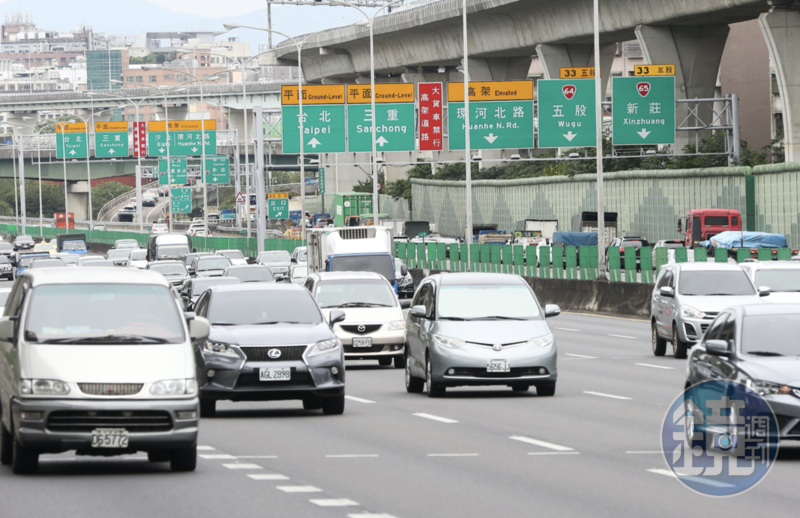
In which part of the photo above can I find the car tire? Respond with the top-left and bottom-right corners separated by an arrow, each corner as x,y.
378,357 -> 392,367
405,350 -> 424,393
170,446 -> 197,472
12,438 -> 38,474
512,384 -> 529,392
148,451 -> 171,463
672,324 -> 688,360
426,354 -> 445,398
393,353 -> 406,369
0,423 -> 11,465
536,383 -> 556,397
199,399 -> 216,418
652,321 -> 667,356
303,397 -> 323,410
321,395 -> 345,415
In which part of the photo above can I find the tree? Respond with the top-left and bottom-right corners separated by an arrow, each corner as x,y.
91,181 -> 133,219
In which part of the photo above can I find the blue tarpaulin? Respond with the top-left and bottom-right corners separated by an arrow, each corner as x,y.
700,231 -> 788,250
552,232 -> 598,247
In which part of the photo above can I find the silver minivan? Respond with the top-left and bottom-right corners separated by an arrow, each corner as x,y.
0,268 -> 210,474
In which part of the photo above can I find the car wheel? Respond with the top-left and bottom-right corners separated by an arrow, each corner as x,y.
652,321 -> 667,356
0,423 -> 11,465
536,383 -> 556,397
321,395 -> 345,415
148,451 -> 171,463
199,399 -> 216,418
170,446 -> 197,472
512,384 -> 529,392
303,397 -> 323,410
378,357 -> 392,367
426,354 -> 445,398
12,438 -> 38,474
393,353 -> 406,369
672,324 -> 688,360
405,350 -> 424,393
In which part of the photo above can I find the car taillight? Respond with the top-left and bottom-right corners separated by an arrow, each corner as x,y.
619,248 -> 625,252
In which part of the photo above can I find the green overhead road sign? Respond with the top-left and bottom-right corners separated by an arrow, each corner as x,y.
147,120 -> 216,157
203,156 -> 230,184
170,187 -> 192,213
537,79 -> 596,148
347,103 -> 415,152
94,122 -> 129,158
56,123 -> 88,159
612,76 -> 675,145
158,158 -> 188,185
318,167 -> 325,194
281,105 -> 346,153
268,198 -> 289,219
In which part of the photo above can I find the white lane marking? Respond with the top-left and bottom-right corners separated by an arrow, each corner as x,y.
310,499 -> 359,507
555,327 -> 580,332
413,413 -> 458,424
527,452 -> 581,456
609,334 -> 637,339
647,468 -> 735,488
635,363 -> 675,370
277,486 -> 323,493
235,456 -> 278,459
326,454 -> 379,458
223,463 -> 263,470
427,453 -> 479,457
583,391 -> 632,400
509,436 -> 574,452
197,445 -> 215,451
146,201 -> 166,222
199,454 -> 236,460
626,451 -> 665,454
349,515 -> 399,518
345,395 -> 376,404
612,356 -> 646,359
248,474 -> 290,480
566,353 -> 598,359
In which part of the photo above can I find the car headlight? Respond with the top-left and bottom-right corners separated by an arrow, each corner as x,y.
432,334 -> 465,349
526,333 -> 554,348
204,341 -> 239,358
388,320 -> 406,330
745,379 -> 794,396
307,338 -> 342,357
680,306 -> 705,319
19,379 -> 70,396
150,379 -> 197,396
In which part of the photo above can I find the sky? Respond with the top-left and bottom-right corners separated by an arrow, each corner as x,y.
139,0 -> 268,17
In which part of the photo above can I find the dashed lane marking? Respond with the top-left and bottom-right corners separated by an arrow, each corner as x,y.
509,436 -> 574,452
248,474 -> 290,480
609,334 -> 637,339
345,395 -> 376,404
555,327 -> 581,332
349,514 -> 399,518
626,451 -> 665,454
199,454 -> 236,460
310,499 -> 359,507
222,463 -> 263,470
527,452 -> 581,456
583,391 -> 632,400
197,446 -> 215,451
635,363 -> 675,370
277,486 -> 323,493
235,456 -> 278,459
326,454 -> 379,458
427,453 -> 479,457
647,468 -> 735,488
565,353 -> 598,359
413,413 -> 459,424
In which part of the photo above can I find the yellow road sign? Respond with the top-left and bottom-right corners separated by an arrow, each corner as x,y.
345,83 -> 415,104
281,85 -> 346,105
634,64 -> 676,76
55,122 -> 87,133
559,67 -> 598,79
94,121 -> 128,132
447,80 -> 533,102
268,192 -> 289,199
148,120 -> 216,132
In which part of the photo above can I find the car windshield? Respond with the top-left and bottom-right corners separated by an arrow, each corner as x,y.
20,255 -> 48,267
207,289 -> 322,325
62,241 -> 86,251
679,271 -> 756,296
31,259 -> 65,268
185,254 -> 208,265
23,284 -> 185,343
329,255 -> 395,282
150,263 -> 187,276
227,267 -> 274,282
292,266 -> 308,278
621,241 -> 644,249
59,255 -> 80,265
16,236 -> 33,243
130,250 -> 147,261
741,315 -> 800,356
107,250 -> 131,259
197,257 -> 231,270
438,284 -> 541,320
191,278 -> 241,296
295,248 -> 307,261
219,251 -> 244,261
158,245 -> 190,259
0,243 -> 11,251
259,251 -> 291,263
754,270 -> 800,292
315,279 -> 397,308
116,241 -> 138,248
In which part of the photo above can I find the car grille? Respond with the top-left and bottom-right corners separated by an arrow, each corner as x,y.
448,367 -> 548,378
78,383 -> 143,396
340,324 -> 382,335
235,369 -> 313,388
47,410 -> 172,433
241,346 -> 307,362
344,344 -> 387,354
467,341 -> 526,348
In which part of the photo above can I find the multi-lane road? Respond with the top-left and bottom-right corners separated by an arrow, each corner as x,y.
100,195 -> 168,224
1,309 -> 798,516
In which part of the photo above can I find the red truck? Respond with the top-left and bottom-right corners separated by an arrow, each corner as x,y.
678,209 -> 741,247
54,212 -> 75,229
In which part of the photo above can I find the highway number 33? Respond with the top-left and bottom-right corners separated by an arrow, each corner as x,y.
91,428 -> 129,448
259,367 -> 291,381
487,360 -> 510,373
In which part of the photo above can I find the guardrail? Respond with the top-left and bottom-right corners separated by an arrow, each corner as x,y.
96,181 -> 160,222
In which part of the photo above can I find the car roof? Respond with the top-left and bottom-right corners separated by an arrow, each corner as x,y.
209,282 -> 307,294
437,272 -> 527,286
22,267 -> 169,287
148,260 -> 184,266
739,261 -> 800,270
732,304 -> 800,317
313,271 -> 385,281
226,264 -> 267,270
671,262 -> 745,272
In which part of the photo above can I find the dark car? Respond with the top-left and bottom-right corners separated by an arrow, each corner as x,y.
607,236 -> 650,270
686,304 -> 800,440
256,250 -> 292,279
147,260 -> 191,287
191,256 -> 232,278
394,258 -> 414,298
13,235 -> 34,251
192,283 -> 346,417
0,242 -> 14,262
223,265 -> 275,283
0,255 -> 12,280
179,277 -> 242,311
184,252 -> 213,275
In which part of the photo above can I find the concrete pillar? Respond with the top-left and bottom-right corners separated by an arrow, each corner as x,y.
759,7 -> 800,162
5,112 -> 37,135
67,181 -> 90,220
635,24 -> 730,152
153,105 -> 189,121
536,43 -> 616,96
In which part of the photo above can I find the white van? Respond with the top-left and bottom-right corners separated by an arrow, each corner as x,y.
0,268 -> 210,474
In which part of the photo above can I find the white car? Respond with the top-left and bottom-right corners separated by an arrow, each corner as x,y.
304,271 -> 410,368
129,249 -> 148,269
151,223 -> 168,234
739,261 -> 800,303
190,229 -> 209,237
186,223 -> 206,236
215,249 -> 247,266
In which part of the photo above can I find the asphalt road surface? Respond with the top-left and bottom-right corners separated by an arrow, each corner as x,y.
101,196 -> 168,223
1,307 -> 798,516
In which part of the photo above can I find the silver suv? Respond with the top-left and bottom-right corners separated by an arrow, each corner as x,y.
651,263 -> 768,359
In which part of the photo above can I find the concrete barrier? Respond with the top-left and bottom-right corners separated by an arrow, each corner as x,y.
409,269 -> 652,319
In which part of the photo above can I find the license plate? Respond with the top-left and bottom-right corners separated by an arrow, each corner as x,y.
352,337 -> 373,348
487,360 -> 510,373
259,367 -> 291,381
91,428 -> 129,448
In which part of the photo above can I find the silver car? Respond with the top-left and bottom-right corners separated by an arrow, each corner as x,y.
651,263 -> 768,359
405,273 -> 560,397
739,261 -> 800,303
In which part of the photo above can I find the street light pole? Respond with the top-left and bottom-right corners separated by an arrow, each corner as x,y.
463,0 -> 473,268
593,0 -> 606,275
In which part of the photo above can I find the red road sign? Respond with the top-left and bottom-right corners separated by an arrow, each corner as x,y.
637,82 -> 651,97
562,84 -> 576,100
418,82 -> 443,151
235,192 -> 246,203
132,121 -> 147,157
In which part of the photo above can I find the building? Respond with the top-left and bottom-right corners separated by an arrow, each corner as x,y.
86,49 -> 124,90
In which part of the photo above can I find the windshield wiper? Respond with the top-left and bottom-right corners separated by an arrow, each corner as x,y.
328,302 -> 392,308
439,316 -> 467,321
254,321 -> 301,325
468,316 -> 527,321
38,334 -> 170,344
747,351 -> 784,357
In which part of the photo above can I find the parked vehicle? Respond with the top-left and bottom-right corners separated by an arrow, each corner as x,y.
307,226 -> 396,292
679,209 -> 741,248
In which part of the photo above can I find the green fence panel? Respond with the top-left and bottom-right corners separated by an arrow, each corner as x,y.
469,244 -> 480,272
607,246 -> 621,282
424,242 -> 434,269
477,245 -> 488,273
640,246 -> 654,283
565,246 -> 578,280
778,248 -> 792,261
416,242 -> 425,269
551,245 -> 564,279
693,247 -> 707,262
714,247 -> 728,263
397,242 -> 407,265
757,248 -> 772,262
489,245 -> 501,273
624,247 -> 637,283
674,247 -> 688,263
436,243 -> 447,270
539,246 -> 551,278
526,246 -> 537,277
501,245 -> 512,274
655,247 -> 668,272
512,245 -> 524,276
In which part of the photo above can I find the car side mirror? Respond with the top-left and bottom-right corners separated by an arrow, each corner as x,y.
329,309 -> 346,328
544,304 -> 561,318
659,286 -> 675,298
189,316 -> 211,341
291,257 -> 297,263
758,286 -> 771,297
400,300 -> 412,310
705,339 -> 729,356
0,317 -> 14,342
677,219 -> 683,233
410,305 -> 426,318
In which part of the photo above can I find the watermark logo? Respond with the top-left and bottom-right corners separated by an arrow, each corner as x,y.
661,380 -> 779,497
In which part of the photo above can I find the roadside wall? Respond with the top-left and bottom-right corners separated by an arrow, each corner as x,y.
752,163 -> 800,247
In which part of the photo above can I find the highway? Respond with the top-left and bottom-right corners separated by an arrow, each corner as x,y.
100,195 -> 168,224
1,307 -> 797,517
